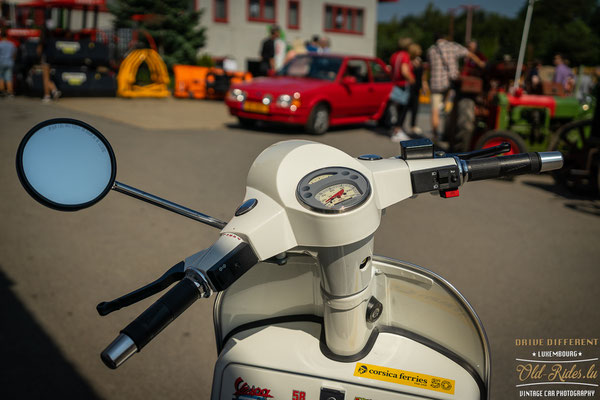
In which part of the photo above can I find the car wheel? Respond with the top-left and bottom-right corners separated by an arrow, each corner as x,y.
238,117 -> 255,129
548,119 -> 596,194
306,103 -> 330,135
378,102 -> 398,129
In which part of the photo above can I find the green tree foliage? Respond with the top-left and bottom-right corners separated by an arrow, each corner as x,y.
520,0 -> 600,65
378,1 -> 600,66
110,0 -> 206,69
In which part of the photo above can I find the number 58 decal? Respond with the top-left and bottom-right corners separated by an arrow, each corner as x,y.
292,390 -> 306,400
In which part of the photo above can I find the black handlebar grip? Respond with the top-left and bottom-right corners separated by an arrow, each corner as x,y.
120,278 -> 199,351
467,153 -> 541,182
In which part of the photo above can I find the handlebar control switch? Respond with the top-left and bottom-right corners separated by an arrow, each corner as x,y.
411,166 -> 460,194
398,138 -> 434,160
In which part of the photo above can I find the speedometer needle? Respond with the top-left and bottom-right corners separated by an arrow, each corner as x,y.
326,189 -> 344,203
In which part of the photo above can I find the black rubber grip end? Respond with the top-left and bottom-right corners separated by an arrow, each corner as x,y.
97,302 -> 111,316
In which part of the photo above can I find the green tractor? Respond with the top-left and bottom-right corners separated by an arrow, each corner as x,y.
445,74 -> 594,155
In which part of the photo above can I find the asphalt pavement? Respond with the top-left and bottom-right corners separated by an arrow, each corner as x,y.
0,96 -> 599,399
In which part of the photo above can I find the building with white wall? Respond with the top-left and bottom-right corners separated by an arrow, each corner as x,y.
196,0 -> 392,71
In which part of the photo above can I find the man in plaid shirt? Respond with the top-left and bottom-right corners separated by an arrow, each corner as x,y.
427,33 -> 484,138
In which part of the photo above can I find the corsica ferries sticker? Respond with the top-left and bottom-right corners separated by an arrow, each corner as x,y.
353,363 -> 455,395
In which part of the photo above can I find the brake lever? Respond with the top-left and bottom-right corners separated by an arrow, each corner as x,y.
451,142 -> 512,160
96,261 -> 185,316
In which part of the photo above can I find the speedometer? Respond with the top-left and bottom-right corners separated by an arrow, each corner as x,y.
296,167 -> 370,213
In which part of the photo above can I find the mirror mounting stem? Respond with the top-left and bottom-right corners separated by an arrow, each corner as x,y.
112,181 -> 227,229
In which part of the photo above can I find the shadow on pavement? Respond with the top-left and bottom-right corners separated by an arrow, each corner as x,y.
0,267 -> 100,399
522,179 -> 600,217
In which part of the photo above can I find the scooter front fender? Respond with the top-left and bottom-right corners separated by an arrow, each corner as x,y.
212,256 -> 490,399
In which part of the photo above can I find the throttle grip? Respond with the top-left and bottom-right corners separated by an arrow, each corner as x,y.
465,151 -> 562,182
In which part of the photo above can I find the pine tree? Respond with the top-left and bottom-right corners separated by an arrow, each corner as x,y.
110,0 -> 206,68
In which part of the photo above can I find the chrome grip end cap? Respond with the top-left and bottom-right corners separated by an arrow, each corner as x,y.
101,333 -> 137,369
538,151 -> 564,172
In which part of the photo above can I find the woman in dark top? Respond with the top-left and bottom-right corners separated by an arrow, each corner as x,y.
37,22 -> 60,101
407,43 -> 428,135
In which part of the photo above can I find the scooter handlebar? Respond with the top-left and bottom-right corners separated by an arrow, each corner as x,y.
464,151 -> 563,182
101,278 -> 200,369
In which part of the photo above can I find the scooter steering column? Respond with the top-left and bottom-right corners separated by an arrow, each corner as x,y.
314,235 -> 376,356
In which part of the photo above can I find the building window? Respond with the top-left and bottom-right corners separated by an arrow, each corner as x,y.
214,0 -> 227,23
324,5 -> 364,34
288,0 -> 300,29
248,0 -> 276,23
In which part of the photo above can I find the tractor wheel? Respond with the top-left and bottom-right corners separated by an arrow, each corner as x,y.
548,119 -> 597,194
378,102 -> 398,129
306,103 -> 330,135
451,98 -> 475,152
475,130 -> 527,155
238,117 -> 255,129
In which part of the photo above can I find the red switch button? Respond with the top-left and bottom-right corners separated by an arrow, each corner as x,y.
440,189 -> 460,198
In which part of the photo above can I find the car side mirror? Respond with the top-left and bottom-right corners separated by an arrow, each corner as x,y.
342,75 -> 357,85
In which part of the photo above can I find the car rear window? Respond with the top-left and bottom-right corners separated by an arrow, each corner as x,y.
279,55 -> 343,81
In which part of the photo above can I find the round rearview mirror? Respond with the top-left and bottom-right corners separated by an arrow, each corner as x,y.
16,118 -> 117,211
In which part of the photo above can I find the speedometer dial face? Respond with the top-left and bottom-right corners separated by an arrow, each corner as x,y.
297,167 -> 370,213
315,183 -> 360,208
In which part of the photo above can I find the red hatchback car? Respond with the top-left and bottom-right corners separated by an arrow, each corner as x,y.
225,54 -> 396,134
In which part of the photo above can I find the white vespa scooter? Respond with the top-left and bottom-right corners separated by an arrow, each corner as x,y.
16,118 -> 564,400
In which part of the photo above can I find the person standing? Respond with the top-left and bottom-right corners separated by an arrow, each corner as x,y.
553,53 -> 573,90
38,21 -> 61,101
407,43 -> 428,135
427,33 -> 484,139
525,59 -> 543,94
259,25 -> 280,76
273,28 -> 287,71
389,37 -> 415,142
0,27 -> 16,98
305,35 -> 320,52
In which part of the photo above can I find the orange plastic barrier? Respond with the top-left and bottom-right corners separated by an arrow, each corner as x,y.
173,65 -> 252,100
173,65 -> 209,99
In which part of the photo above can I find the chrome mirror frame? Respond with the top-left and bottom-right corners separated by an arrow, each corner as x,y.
16,118 -> 117,212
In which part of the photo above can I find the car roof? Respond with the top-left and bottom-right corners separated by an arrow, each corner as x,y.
300,53 -> 383,62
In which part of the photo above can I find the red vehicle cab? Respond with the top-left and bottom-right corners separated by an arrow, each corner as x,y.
225,54 -> 396,134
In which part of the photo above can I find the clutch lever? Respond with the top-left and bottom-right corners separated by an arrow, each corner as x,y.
451,142 -> 512,160
97,261 -> 186,316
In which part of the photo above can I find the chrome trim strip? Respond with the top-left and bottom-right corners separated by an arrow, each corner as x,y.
373,255 -> 491,391
112,181 -> 227,229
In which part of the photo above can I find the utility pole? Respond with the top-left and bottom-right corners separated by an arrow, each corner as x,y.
448,8 -> 458,40
514,0 -> 536,90
460,5 -> 480,44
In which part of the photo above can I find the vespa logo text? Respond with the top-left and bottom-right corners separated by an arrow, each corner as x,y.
233,377 -> 273,399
